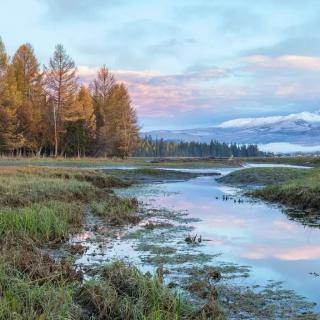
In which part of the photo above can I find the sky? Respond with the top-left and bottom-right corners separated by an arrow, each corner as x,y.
1,0 -> 320,130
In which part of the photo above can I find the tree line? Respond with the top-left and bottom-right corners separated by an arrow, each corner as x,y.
134,136 -> 271,157
0,38 -> 139,157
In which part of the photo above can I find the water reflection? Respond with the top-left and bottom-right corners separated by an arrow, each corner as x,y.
139,175 -> 320,309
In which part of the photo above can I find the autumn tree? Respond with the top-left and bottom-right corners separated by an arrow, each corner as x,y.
105,84 -> 139,157
91,65 -> 115,155
0,37 -> 8,151
12,44 -> 45,154
0,38 -> 140,157
0,38 -> 23,154
45,44 -> 77,156
62,85 -> 96,157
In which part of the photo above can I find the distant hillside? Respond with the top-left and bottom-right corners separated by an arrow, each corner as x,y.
142,111 -> 320,153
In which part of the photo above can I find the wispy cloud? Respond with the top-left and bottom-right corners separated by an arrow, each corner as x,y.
243,55 -> 320,71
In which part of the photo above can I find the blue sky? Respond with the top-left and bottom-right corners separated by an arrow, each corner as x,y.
1,0 -> 320,130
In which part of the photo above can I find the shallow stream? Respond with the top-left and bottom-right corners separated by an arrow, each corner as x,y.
64,164 -> 319,318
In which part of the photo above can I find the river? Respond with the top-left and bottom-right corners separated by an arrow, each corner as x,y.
67,164 -> 319,319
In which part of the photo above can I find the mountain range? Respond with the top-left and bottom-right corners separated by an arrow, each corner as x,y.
143,111 -> 320,153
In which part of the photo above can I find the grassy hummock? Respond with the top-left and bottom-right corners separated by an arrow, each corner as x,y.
251,168 -> 320,211
77,261 -> 190,320
91,196 -> 140,225
218,166 -> 320,212
217,167 -> 309,186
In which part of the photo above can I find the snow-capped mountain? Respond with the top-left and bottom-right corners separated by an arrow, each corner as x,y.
143,111 -> 320,153
217,111 -> 320,128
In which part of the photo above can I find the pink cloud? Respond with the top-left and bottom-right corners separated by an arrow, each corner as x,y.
77,65 -> 240,117
243,55 -> 320,71
76,58 -> 320,120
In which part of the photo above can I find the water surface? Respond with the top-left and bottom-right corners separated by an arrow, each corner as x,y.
70,164 -> 319,317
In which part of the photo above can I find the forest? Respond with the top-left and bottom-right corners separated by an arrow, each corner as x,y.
134,136 -> 271,157
0,38 -> 139,157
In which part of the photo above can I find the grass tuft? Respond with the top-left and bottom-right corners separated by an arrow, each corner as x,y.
77,261 -> 190,320
91,196 -> 139,225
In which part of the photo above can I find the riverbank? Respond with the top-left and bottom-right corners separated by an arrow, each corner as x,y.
243,156 -> 320,167
217,166 -> 320,213
0,166 -> 224,319
0,156 -> 243,169
103,168 -> 220,183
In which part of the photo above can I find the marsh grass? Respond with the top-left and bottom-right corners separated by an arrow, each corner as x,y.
0,166 -> 212,319
105,168 -> 220,184
250,168 -> 320,211
91,196 -> 140,225
0,264 -> 77,320
77,261 -> 190,320
0,156 -> 243,169
0,201 -> 85,241
0,167 -> 130,207
217,167 -> 309,186
0,167 -> 135,241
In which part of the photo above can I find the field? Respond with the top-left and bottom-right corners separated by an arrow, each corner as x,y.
0,156 -> 243,169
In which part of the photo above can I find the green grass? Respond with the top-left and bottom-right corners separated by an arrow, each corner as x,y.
0,258 -> 192,320
91,196 -> 140,225
77,261 -> 190,320
0,168 -> 106,207
218,167 -> 320,212
243,156 -> 320,167
0,165 -> 225,319
0,264 -> 76,320
0,156 -> 243,169
0,167 -> 135,241
0,201 -> 85,241
251,168 -> 320,211
218,167 -> 310,186
105,168 -> 220,184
